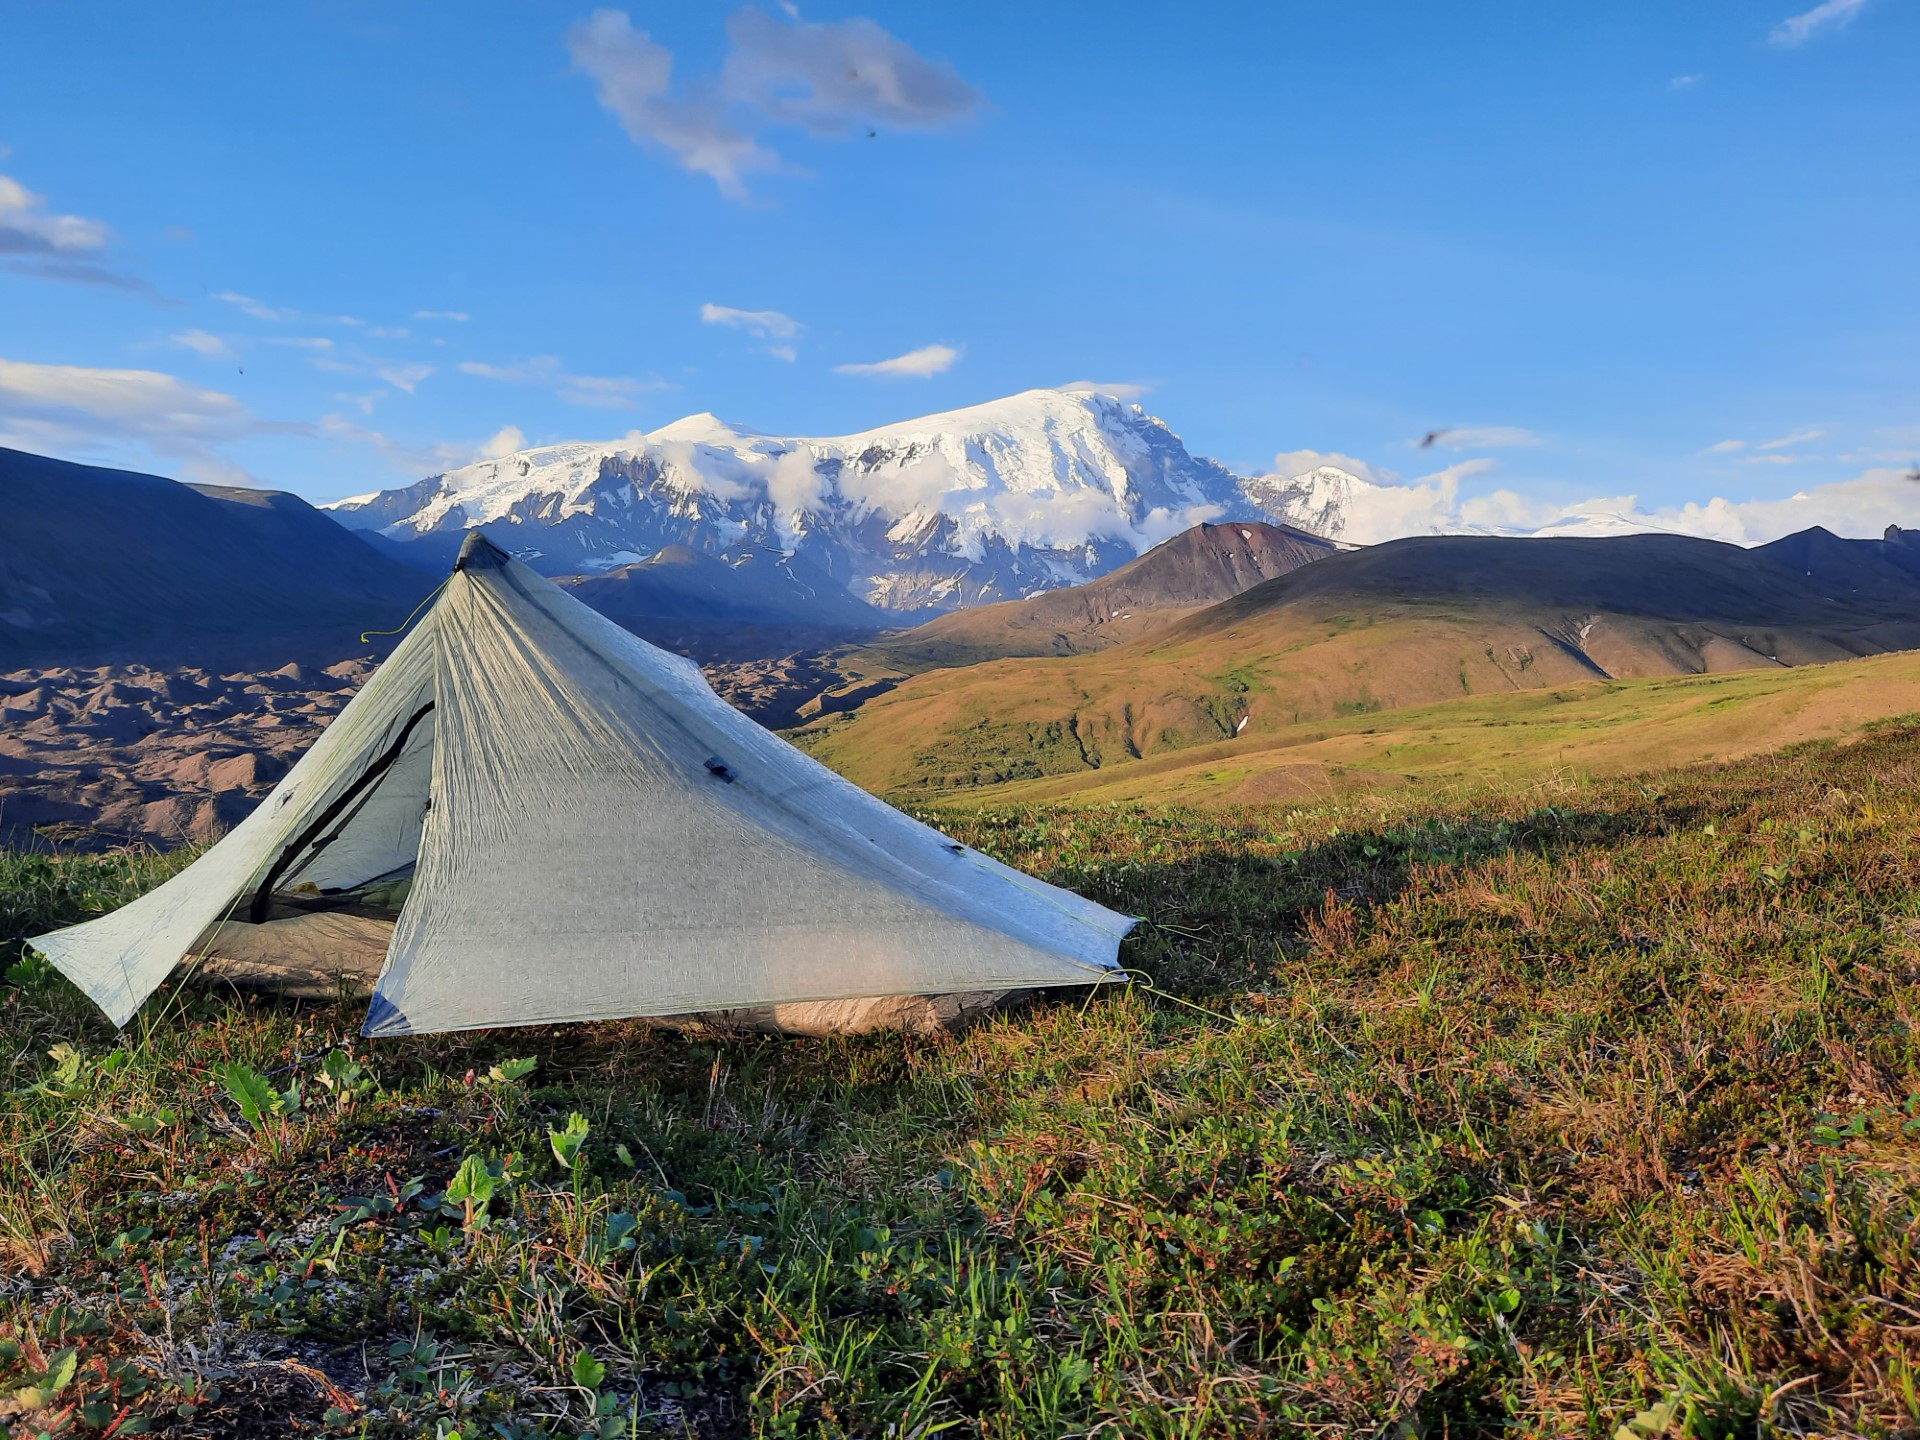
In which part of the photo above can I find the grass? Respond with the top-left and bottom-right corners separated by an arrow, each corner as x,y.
803,646 -> 1920,808
5,725 -> 1920,1436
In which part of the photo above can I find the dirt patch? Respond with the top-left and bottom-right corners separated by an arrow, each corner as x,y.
152,1351 -> 359,1437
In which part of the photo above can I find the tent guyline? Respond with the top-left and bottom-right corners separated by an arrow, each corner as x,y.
31,531 -> 1135,1038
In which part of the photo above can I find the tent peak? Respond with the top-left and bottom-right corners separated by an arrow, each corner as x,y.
455,531 -> 510,572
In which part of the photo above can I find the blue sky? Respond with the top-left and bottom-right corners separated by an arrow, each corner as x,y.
1,0 -> 1915,535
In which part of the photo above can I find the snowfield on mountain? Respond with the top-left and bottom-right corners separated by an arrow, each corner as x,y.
325,387 -> 1803,617
328,389 -> 1267,612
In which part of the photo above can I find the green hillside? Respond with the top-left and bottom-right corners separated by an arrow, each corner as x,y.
796,620 -> 1920,801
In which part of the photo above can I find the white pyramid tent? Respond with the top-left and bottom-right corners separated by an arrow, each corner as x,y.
31,533 -> 1133,1037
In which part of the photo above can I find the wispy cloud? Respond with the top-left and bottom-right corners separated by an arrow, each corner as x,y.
1668,74 -> 1703,91
319,419 -> 533,485
1771,0 -> 1870,46
568,10 -> 778,201
701,302 -> 803,360
0,172 -> 109,255
458,354 -> 671,408
0,354 -> 301,477
1705,426 -> 1824,455
1757,426 -> 1823,450
414,309 -> 470,322
213,291 -> 296,322
310,351 -> 434,393
375,363 -> 434,394
834,342 -> 959,379
0,171 -> 151,290
1060,380 -> 1153,402
700,302 -> 802,339
720,8 -> 982,135
1416,425 -> 1541,451
170,329 -> 232,360
213,291 -> 364,326
568,7 -> 980,201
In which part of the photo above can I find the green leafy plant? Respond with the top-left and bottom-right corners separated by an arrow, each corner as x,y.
7,1346 -> 78,1408
444,1154 -> 498,1229
220,1060 -> 300,1129
317,1047 -> 369,1105
550,1111 -> 590,1170
486,1056 -> 537,1085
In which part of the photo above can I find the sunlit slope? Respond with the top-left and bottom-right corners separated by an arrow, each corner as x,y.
960,648 -> 1920,807
793,533 -> 1920,796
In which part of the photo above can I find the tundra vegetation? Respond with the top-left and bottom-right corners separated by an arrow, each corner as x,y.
4,723 -> 1920,1437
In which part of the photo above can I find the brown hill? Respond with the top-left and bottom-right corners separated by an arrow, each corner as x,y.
862,520 -> 1338,671
794,528 -> 1920,796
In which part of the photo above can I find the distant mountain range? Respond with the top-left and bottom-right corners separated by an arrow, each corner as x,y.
0,447 -> 428,666
795,525 -> 1920,795
325,387 -> 1746,618
327,389 -> 1264,614
0,448 -> 887,669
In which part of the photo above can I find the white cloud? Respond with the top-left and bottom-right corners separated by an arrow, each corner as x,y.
0,357 -> 250,437
1418,425 -> 1541,451
1771,0 -> 1870,45
1060,380 -> 1153,402
375,363 -> 435,394
414,310 -> 470,322
0,172 -> 109,255
213,290 -> 295,322
0,355 -> 297,479
478,424 -> 526,459
318,417 -> 533,478
720,7 -> 981,135
1644,468 -> 1917,542
1703,426 -> 1824,455
699,302 -> 802,339
701,302 -> 803,359
0,171 -> 151,289
459,354 -> 671,409
170,329 -> 232,359
1259,441 -> 1918,546
1756,426 -> 1823,450
1669,74 -> 1703,91
212,291 -> 364,326
569,7 -> 979,200
334,388 -> 386,415
271,336 -> 335,351
834,342 -> 959,378
567,10 -> 778,201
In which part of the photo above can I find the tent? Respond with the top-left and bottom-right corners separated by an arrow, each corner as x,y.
30,533 -> 1134,1037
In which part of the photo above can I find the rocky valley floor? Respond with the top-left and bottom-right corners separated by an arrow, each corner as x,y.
0,646 -> 857,851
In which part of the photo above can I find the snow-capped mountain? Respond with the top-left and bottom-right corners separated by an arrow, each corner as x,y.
1239,467 -> 1692,544
1239,466 -> 1384,544
328,389 -> 1260,614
